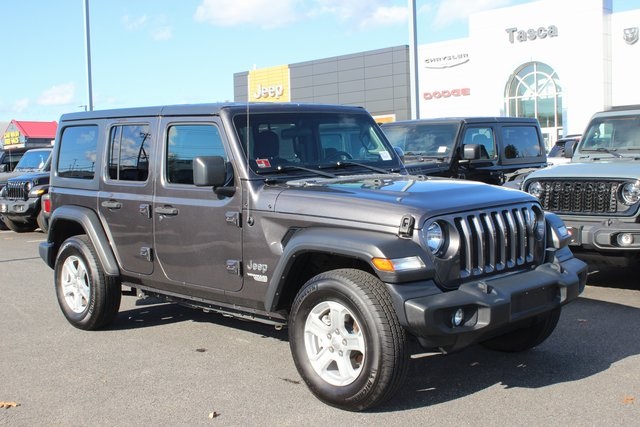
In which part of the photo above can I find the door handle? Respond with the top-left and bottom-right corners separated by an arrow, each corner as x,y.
156,206 -> 179,216
101,200 -> 122,210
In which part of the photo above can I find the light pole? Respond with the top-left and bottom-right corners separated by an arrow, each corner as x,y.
83,0 -> 94,111
408,0 -> 420,119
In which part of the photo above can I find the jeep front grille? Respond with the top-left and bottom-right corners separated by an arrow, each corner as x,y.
536,180 -> 620,215
5,181 -> 28,201
454,205 -> 539,279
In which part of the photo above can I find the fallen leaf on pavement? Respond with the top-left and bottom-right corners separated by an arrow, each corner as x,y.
208,411 -> 220,419
0,402 -> 20,409
622,396 -> 635,404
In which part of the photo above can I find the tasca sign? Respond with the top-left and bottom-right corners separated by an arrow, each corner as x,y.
248,65 -> 291,102
506,25 -> 558,43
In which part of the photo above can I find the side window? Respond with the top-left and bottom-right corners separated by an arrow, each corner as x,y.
462,127 -> 495,159
166,124 -> 226,185
502,126 -> 542,159
108,124 -> 151,182
57,125 -> 98,179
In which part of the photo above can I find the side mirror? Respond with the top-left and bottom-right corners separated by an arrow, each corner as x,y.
393,146 -> 405,162
193,156 -> 235,196
462,144 -> 481,160
0,165 -> 6,172
563,140 -> 576,158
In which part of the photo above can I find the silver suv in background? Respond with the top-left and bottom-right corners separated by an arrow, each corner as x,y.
522,105 -> 640,267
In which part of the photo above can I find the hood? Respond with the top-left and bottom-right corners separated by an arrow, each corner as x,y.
525,161 -> 640,181
7,171 -> 50,184
272,175 -> 535,228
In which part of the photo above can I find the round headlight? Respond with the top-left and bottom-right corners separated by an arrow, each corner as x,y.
528,181 -> 543,199
621,181 -> 640,205
424,222 -> 444,254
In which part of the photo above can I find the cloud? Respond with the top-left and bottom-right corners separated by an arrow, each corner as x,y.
151,26 -> 173,41
37,83 -> 75,106
12,98 -> 30,113
193,0 -> 406,30
122,14 -> 148,31
430,0 -> 513,29
194,0 -> 298,29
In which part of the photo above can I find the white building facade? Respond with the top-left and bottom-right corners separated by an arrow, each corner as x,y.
417,0 -> 639,148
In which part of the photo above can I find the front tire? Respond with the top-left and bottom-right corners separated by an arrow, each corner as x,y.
3,217 -> 36,233
54,235 -> 121,330
289,269 -> 408,411
480,307 -> 561,353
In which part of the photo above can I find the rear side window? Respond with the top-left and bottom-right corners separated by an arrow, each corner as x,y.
501,126 -> 542,159
57,125 -> 99,179
108,124 -> 151,182
166,124 -> 226,185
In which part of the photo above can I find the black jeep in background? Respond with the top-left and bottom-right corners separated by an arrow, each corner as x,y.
0,147 -> 52,232
382,117 -> 547,186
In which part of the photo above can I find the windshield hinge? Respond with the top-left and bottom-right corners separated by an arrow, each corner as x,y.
398,215 -> 415,238
225,211 -> 242,227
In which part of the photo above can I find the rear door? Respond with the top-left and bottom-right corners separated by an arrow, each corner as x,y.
98,119 -> 156,275
153,118 -> 243,292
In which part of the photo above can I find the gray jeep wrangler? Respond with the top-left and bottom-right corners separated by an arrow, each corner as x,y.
522,105 -> 640,267
40,103 -> 587,411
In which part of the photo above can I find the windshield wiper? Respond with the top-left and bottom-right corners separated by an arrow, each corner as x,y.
595,147 -> 624,158
259,164 -> 337,179
319,160 -> 391,174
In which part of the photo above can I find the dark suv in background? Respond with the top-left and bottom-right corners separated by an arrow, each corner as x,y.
0,147 -> 52,232
382,117 -> 547,186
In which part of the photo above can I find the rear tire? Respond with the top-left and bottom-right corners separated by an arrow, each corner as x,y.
289,269 -> 408,411
480,307 -> 561,353
54,235 -> 121,330
36,210 -> 48,233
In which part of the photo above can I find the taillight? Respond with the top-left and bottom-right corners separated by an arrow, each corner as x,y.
43,196 -> 52,214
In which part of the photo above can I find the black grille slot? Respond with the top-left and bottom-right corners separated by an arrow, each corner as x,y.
6,181 -> 28,200
540,180 -> 619,215
455,206 -> 537,279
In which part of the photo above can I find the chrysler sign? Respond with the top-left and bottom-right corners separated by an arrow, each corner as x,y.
424,53 -> 469,69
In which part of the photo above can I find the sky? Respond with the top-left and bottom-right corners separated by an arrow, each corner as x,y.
1,0 -> 637,123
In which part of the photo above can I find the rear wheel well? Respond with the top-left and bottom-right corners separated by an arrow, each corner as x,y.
274,252 -> 375,314
49,219 -> 87,261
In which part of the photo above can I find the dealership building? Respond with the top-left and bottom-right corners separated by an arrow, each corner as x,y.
234,0 -> 639,148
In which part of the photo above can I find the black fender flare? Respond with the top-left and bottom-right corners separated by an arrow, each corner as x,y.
42,205 -> 119,276
264,227 -> 428,312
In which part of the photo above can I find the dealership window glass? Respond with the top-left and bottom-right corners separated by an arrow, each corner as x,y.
108,124 -> 151,182
57,125 -> 98,179
504,62 -> 563,148
166,124 -> 226,185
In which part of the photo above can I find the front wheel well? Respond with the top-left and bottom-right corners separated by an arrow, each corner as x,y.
273,252 -> 375,314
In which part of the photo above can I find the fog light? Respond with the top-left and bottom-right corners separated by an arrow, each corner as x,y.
452,308 -> 464,327
0,203 -> 6,213
617,233 -> 634,247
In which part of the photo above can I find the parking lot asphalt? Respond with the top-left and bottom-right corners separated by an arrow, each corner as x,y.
0,230 -> 638,426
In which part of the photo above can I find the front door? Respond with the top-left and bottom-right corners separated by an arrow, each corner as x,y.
153,118 -> 243,292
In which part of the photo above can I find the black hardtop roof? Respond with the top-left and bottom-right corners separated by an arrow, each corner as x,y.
59,102 -> 369,122
381,116 -> 539,126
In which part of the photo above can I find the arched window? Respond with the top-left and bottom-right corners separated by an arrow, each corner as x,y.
504,62 -> 562,145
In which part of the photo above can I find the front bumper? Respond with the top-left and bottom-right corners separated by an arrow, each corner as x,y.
387,252 -> 587,353
0,198 -> 39,222
561,216 -> 640,252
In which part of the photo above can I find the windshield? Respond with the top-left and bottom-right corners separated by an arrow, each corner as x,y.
15,150 -> 51,171
233,112 -> 399,177
580,116 -> 640,152
382,122 -> 459,159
